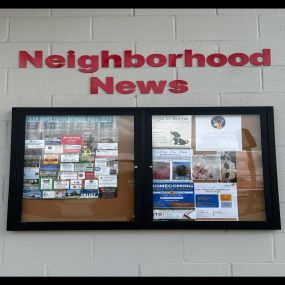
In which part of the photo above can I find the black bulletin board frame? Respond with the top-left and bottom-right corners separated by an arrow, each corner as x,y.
7,107 -> 281,230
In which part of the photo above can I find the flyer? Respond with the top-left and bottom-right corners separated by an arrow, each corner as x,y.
60,163 -> 75,172
40,164 -> 58,171
85,171 -> 95,179
98,175 -> 117,187
45,138 -> 61,145
97,143 -> 118,150
24,156 -> 41,167
153,182 -> 195,209
153,209 -> 196,220
25,140 -> 45,149
153,161 -> 171,180
64,145 -> 82,153
42,190 -> 65,199
95,159 -> 107,167
40,178 -> 53,190
194,183 -> 238,220
220,152 -> 237,183
172,162 -> 191,180
84,179 -> 99,189
24,167 -> 40,180
99,187 -> 117,198
41,190 -> 52,199
195,115 -> 242,151
81,189 -> 99,198
23,179 -> 39,191
57,172 -> 78,180
192,155 -> 221,180
95,166 -> 111,176
43,154 -> 59,165
54,190 -> 66,198
96,149 -> 118,158
25,149 -> 43,156
23,189 -> 42,199
80,151 -> 95,163
106,159 -> 118,174
54,180 -> 70,190
65,189 -> 81,199
152,115 -> 192,148
44,145 -> 64,154
74,163 -> 94,172
153,148 -> 192,161
70,180 -> 83,189
39,170 -> 58,177
61,154 -> 80,163
61,135 -> 82,145
77,172 -> 86,179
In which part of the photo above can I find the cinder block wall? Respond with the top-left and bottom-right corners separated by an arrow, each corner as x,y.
0,8 -> 285,277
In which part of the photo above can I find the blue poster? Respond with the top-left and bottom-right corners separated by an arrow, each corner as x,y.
195,194 -> 219,208
153,182 -> 194,208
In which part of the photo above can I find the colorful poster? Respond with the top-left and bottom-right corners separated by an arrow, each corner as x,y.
99,187 -> 117,198
194,183 -> 238,220
85,172 -> 95,180
65,189 -> 81,199
220,152 -> 237,183
153,182 -> 195,209
61,154 -> 80,163
81,189 -> 99,198
195,115 -> 242,151
61,135 -> 82,145
23,189 -> 42,199
192,155 -> 221,180
153,161 -> 171,180
152,115 -> 192,148
98,175 -> 117,187
44,145 -> 64,154
43,154 -> 59,165
25,140 -> 45,149
40,164 -> 58,171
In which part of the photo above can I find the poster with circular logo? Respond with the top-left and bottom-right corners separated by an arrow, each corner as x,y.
211,115 -> 226,129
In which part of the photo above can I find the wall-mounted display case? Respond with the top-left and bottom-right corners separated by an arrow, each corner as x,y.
7,107 -> 281,230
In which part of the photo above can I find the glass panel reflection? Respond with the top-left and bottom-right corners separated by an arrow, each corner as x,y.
152,114 -> 266,222
22,115 -> 135,222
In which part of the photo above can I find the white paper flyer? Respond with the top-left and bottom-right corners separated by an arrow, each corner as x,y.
152,115 -> 192,148
195,115 -> 242,151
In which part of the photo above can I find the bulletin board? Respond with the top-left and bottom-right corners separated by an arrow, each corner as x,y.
7,107 -> 281,230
